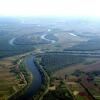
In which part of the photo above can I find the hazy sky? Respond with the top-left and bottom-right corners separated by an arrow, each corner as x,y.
0,0 -> 100,17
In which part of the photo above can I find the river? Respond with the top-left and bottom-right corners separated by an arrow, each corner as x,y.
8,37 -> 43,100
9,38 -> 16,46
68,32 -> 78,37
20,55 -> 42,100
41,34 -> 56,43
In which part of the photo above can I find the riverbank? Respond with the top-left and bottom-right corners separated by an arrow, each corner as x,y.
32,55 -> 50,100
8,55 -> 33,100
5,52 -> 50,100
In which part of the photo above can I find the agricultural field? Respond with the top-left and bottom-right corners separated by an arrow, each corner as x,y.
37,51 -> 100,100
66,37 -> 100,51
43,81 -> 73,100
81,75 -> 100,100
66,82 -> 92,100
94,76 -> 100,86
53,57 -> 100,77
54,32 -> 88,49
0,55 -> 27,100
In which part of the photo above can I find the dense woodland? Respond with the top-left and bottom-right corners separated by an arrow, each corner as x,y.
40,52 -> 85,74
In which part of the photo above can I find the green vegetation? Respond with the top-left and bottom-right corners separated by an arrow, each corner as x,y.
0,18 -> 100,100
87,71 -> 100,77
0,56 -> 31,100
67,82 -> 91,100
19,61 -> 30,83
43,81 -> 73,100
66,37 -> 100,51
7,57 -> 32,100
40,52 -> 85,74
83,61 -> 97,65
72,70 -> 85,77
33,58 -> 50,100
0,58 -> 18,100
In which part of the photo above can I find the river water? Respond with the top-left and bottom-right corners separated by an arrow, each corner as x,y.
21,55 -> 42,100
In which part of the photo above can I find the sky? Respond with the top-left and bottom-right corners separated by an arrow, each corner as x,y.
0,0 -> 100,17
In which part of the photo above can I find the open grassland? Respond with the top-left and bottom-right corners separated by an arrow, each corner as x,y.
66,82 -> 92,100
81,78 -> 100,100
0,54 -> 28,100
54,32 -> 88,49
94,77 -> 100,100
0,58 -> 18,100
53,57 -> 100,77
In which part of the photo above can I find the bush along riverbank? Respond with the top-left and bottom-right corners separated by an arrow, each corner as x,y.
8,56 -> 33,100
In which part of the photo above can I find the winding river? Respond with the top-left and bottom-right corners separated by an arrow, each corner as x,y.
41,34 -> 56,43
9,37 -> 43,100
9,38 -> 16,46
21,55 -> 42,100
